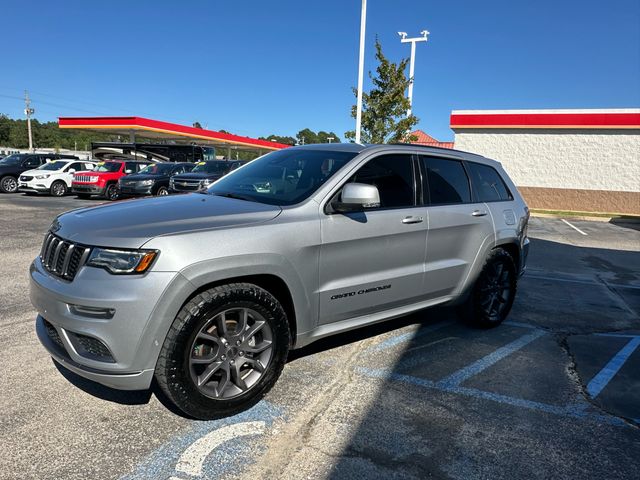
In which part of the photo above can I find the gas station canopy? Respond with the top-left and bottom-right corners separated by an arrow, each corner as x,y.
58,116 -> 290,153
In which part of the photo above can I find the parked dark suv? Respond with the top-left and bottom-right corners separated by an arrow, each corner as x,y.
0,153 -> 79,193
169,160 -> 245,193
118,162 -> 195,197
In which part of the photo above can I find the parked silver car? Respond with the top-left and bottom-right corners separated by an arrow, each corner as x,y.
31,144 -> 529,419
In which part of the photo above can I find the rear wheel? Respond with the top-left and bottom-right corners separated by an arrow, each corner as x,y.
155,283 -> 290,419
105,183 -> 119,201
50,180 -> 67,197
458,248 -> 517,328
0,176 -> 18,193
155,186 -> 169,196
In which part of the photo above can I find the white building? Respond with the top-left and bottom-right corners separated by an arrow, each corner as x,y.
451,109 -> 640,215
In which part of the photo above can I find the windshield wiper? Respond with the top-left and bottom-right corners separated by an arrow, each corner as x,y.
210,191 -> 255,202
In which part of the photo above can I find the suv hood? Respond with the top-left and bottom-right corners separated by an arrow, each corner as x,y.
173,172 -> 223,180
121,174 -> 165,182
54,193 -> 282,248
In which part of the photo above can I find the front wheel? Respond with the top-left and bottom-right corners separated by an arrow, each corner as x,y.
458,248 -> 517,328
0,176 -> 18,193
155,283 -> 290,419
50,180 -> 67,197
155,186 -> 169,196
105,183 -> 119,201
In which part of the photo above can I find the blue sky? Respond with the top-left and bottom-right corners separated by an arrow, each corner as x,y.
1,0 -> 639,141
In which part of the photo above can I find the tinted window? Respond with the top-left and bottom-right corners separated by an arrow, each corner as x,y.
422,157 -> 471,205
466,162 -> 512,202
68,162 -> 84,172
24,157 -> 41,167
348,154 -> 415,208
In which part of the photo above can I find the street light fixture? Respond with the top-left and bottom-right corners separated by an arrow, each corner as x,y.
398,29 -> 429,117
327,136 -> 335,143
354,0 -> 367,144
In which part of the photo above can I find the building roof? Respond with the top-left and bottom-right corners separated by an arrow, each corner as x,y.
408,130 -> 454,149
58,116 -> 290,151
450,108 -> 640,130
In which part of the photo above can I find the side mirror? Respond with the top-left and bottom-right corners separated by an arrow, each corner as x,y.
68,168 -> 76,173
333,183 -> 380,213
125,169 -> 133,174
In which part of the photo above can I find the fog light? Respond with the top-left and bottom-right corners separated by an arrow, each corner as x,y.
69,304 -> 115,319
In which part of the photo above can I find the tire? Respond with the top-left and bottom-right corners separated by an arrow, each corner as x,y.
155,283 -> 290,420
0,176 -> 18,193
105,183 -> 119,201
155,186 -> 169,196
50,180 -> 67,197
76,193 -> 91,199
458,248 -> 517,328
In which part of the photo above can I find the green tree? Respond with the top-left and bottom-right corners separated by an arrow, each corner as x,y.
259,134 -> 296,146
317,130 -> 341,143
296,128 -> 318,145
345,39 -> 418,143
193,121 -> 203,129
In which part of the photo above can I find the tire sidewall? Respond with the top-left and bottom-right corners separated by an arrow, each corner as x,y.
468,249 -> 517,328
50,180 -> 67,197
105,183 -> 118,201
1,176 -> 18,193
156,186 -> 169,196
158,284 -> 290,419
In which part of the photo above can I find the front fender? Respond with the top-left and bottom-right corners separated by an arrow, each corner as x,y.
179,253 -> 315,342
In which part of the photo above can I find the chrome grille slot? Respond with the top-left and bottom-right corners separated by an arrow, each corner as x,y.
40,233 -> 91,281
74,175 -> 95,182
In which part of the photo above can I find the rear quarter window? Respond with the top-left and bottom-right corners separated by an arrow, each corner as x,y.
466,162 -> 513,202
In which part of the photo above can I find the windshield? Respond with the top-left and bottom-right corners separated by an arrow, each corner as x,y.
37,161 -> 68,171
95,162 -> 122,173
192,161 -> 233,174
207,149 -> 357,206
138,163 -> 176,175
0,154 -> 28,166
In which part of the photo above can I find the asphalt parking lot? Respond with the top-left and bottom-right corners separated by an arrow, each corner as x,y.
1,193 -> 639,480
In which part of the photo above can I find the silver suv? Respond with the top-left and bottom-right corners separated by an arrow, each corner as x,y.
31,144 -> 530,419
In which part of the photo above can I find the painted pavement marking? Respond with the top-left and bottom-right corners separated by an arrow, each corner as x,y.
586,336 -> 640,398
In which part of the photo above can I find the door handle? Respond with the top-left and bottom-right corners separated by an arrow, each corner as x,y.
402,215 -> 424,224
471,210 -> 488,217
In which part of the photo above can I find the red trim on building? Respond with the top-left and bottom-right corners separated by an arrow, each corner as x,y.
450,111 -> 640,129
58,116 -> 290,150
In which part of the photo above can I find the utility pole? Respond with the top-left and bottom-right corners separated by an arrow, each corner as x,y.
398,30 -> 429,117
24,90 -> 35,151
354,0 -> 367,144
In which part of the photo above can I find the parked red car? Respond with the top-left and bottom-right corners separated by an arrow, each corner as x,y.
72,160 -> 151,200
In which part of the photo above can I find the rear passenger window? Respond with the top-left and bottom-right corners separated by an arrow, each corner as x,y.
349,154 -> 415,208
422,157 -> 471,205
466,162 -> 513,202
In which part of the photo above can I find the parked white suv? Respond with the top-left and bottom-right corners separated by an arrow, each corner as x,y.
19,160 -> 97,196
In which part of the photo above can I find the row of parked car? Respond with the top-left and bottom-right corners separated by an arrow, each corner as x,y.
0,152 -> 245,200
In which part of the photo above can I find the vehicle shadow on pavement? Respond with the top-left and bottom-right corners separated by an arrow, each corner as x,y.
53,360 -> 153,405
323,238 -> 640,480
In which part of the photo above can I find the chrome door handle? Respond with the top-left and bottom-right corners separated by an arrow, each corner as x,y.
471,210 -> 488,217
402,215 -> 424,224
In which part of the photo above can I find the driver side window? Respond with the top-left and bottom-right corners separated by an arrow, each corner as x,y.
346,154 -> 416,209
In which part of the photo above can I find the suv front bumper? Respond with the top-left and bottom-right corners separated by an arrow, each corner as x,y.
71,184 -> 105,195
30,257 -> 193,390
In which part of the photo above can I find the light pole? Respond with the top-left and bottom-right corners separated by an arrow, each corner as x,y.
398,30 -> 429,117
24,90 -> 35,151
327,136 -> 335,143
355,0 -> 367,144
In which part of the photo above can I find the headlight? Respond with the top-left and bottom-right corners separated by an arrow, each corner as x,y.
202,179 -> 212,186
139,179 -> 154,186
35,174 -> 50,179
86,248 -> 158,274
169,179 -> 175,186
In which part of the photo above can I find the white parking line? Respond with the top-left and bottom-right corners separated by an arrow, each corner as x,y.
561,218 -> 588,236
174,421 -> 266,477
